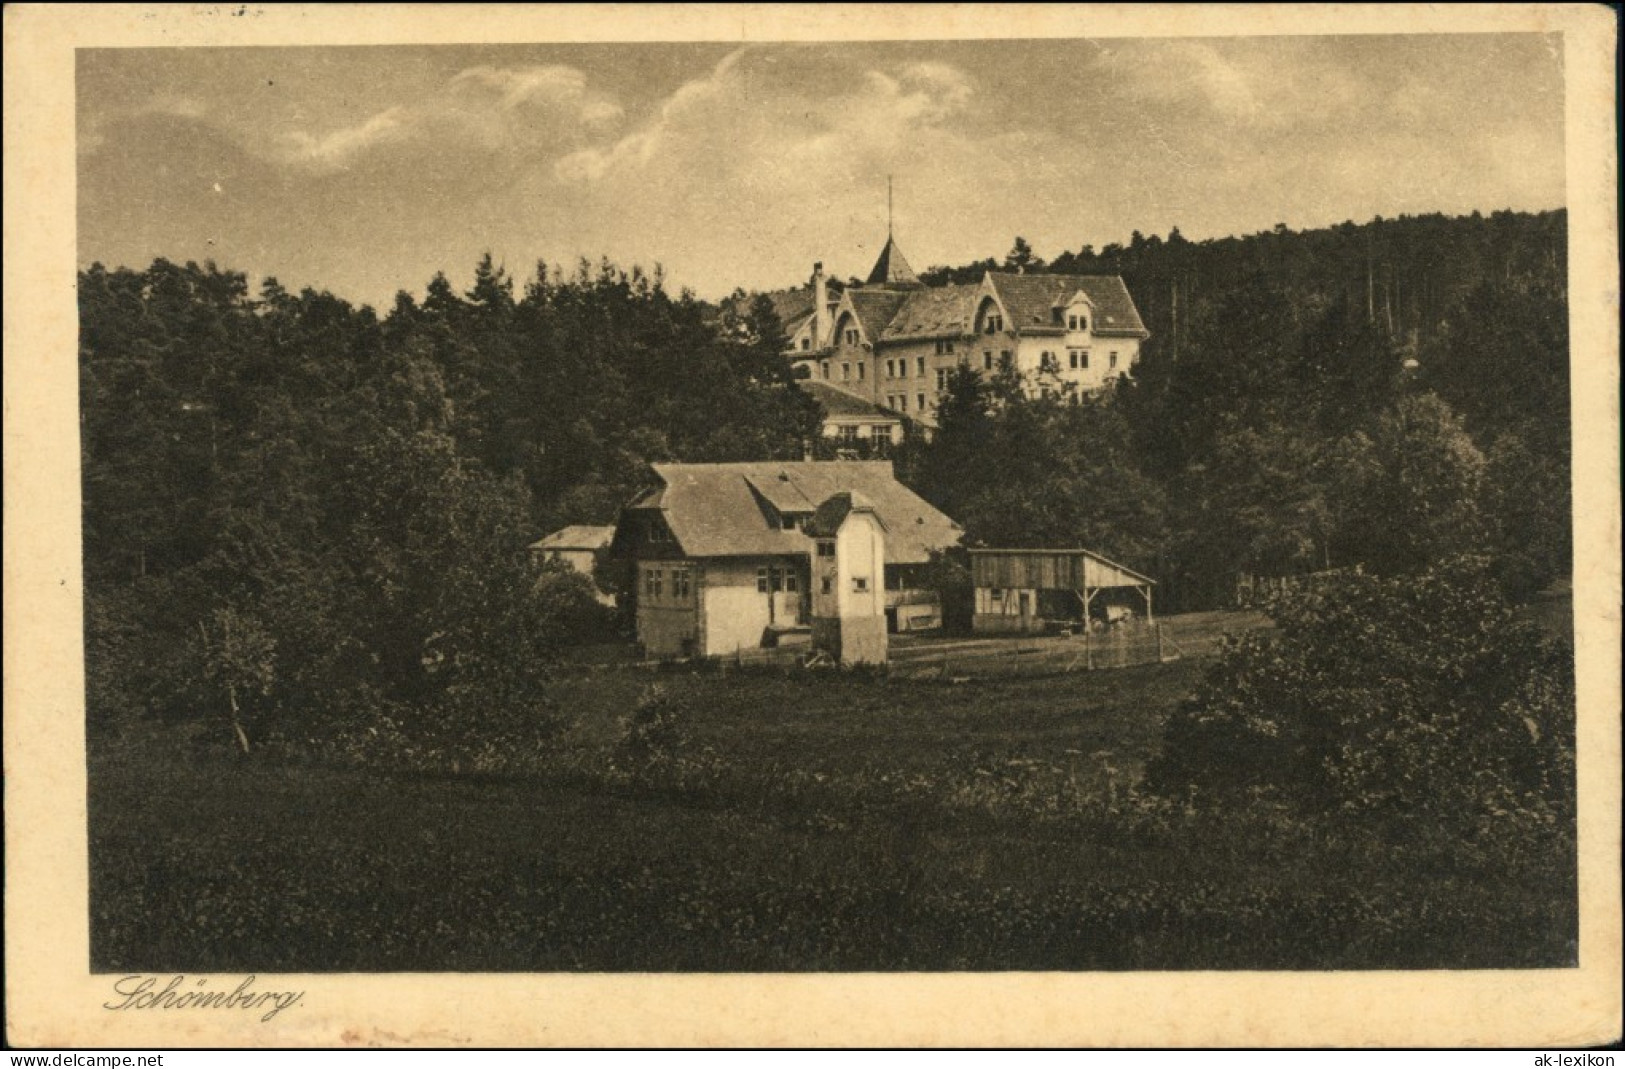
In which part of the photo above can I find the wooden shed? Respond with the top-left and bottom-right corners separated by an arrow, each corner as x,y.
969,548 -> 1155,635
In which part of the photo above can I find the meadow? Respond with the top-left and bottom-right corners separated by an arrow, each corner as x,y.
89,621 -> 1577,973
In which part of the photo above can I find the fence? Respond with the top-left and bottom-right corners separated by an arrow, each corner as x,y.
558,609 -> 1269,680
886,621 -> 1181,681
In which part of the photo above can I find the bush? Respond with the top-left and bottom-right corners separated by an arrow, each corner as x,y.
614,684 -> 694,772
1146,557 -> 1574,819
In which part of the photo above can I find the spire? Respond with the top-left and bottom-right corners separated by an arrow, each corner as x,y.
866,176 -> 922,288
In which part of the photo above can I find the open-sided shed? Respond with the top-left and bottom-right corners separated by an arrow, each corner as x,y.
969,548 -> 1155,634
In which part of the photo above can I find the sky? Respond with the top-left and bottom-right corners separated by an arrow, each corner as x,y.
77,34 -> 1566,309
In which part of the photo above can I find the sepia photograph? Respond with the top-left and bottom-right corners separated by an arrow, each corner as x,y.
6,3 -> 1620,1049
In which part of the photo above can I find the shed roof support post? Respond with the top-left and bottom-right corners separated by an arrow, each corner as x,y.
1138,583 -> 1153,623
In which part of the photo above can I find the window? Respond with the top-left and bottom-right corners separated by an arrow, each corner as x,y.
1071,349 -> 1089,370
983,313 -> 1004,334
885,358 -> 895,378
1068,315 -> 1078,331
842,362 -> 851,381
1040,351 -> 1059,374
800,337 -> 810,350
671,568 -> 691,600
649,522 -> 670,543
648,569 -> 664,599
916,357 -> 926,376
852,576 -> 869,592
757,567 -> 770,593
983,351 -> 994,370
990,587 -> 1004,600
935,339 -> 956,356
821,577 -> 833,595
817,541 -> 836,558
840,424 -> 858,443
820,360 -> 830,379
844,328 -> 859,346
936,368 -> 948,390
783,571 -> 799,594
857,363 -> 866,380
898,394 -> 907,412
1068,351 -> 1078,369
1110,351 -> 1119,369
917,393 -> 926,411
781,514 -> 797,531
1000,350 -> 1012,367
1053,307 -> 1065,325
1078,315 -> 1088,332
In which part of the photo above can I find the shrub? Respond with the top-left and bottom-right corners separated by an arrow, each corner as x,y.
614,684 -> 694,772
1146,557 -> 1574,819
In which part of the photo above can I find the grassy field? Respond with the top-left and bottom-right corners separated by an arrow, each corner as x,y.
90,614 -> 1576,973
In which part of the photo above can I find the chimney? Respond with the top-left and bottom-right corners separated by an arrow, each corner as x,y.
811,262 -> 829,350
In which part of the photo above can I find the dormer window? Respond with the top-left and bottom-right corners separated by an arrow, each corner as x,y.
649,521 -> 671,543
844,328 -> 859,346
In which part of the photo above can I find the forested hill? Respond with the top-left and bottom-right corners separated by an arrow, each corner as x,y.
901,208 -> 1569,607
78,207 -> 1569,739
921,209 -> 1565,361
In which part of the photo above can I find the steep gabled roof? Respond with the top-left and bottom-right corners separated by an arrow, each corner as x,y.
806,490 -> 886,539
865,235 -> 923,288
879,282 -> 980,341
800,379 -> 904,422
629,461 -> 961,563
986,273 -> 1149,337
529,524 -> 616,552
843,289 -> 912,346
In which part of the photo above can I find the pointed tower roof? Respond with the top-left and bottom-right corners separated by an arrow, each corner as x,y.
865,234 -> 923,288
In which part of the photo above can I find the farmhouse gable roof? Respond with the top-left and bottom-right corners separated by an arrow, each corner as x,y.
626,461 -> 960,563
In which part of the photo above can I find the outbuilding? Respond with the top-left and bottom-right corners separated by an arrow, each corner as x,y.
969,547 -> 1154,634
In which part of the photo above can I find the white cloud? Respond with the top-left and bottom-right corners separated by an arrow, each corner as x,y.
449,63 -> 625,137
279,107 -> 412,172
553,49 -> 982,187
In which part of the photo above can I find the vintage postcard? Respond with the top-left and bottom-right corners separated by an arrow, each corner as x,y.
5,3 -> 1620,1049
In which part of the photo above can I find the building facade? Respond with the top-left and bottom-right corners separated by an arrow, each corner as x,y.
780,235 -> 1149,430
610,461 -> 962,659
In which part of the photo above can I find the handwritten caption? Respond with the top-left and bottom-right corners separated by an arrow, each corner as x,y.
104,975 -> 304,1023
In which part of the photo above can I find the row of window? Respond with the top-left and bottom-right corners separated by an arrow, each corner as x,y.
886,393 -> 928,414
884,356 -> 929,380
756,565 -> 799,594
837,424 -> 892,441
1036,349 -> 1122,372
820,360 -> 869,383
820,348 -> 1122,386
643,566 -> 692,601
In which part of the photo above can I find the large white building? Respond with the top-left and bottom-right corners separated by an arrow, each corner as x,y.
779,234 -> 1150,429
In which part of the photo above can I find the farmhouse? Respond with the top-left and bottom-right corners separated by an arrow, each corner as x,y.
528,524 -> 616,605
611,461 -> 962,659
799,379 -> 904,453
781,234 -> 1149,430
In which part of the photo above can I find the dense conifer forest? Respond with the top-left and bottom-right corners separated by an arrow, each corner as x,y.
80,209 -> 1570,741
